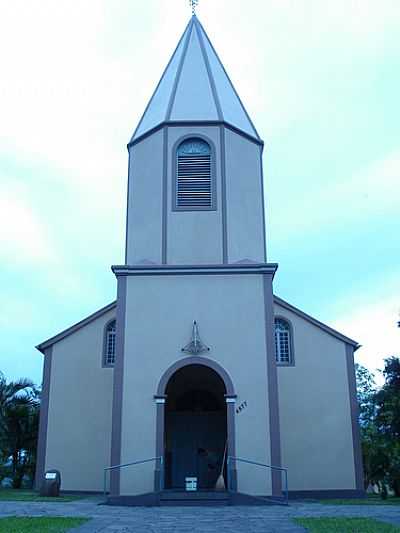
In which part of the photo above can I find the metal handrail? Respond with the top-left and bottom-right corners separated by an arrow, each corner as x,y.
227,456 -> 288,505
103,456 -> 163,500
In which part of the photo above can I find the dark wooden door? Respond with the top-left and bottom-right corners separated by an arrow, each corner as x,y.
168,412 -> 226,489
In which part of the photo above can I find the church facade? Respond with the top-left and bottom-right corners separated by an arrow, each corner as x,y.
35,16 -> 364,503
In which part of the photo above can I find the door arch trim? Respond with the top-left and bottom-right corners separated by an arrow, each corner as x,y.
156,356 -> 235,397
154,357 -> 237,491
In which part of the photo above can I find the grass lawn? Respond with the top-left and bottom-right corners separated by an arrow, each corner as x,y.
0,490 -> 82,502
0,517 -> 89,532
295,517 -> 400,532
319,495 -> 400,506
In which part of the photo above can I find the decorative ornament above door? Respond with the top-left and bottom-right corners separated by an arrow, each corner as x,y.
181,321 -> 210,355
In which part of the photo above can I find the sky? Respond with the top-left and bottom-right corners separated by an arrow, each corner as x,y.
0,0 -> 399,386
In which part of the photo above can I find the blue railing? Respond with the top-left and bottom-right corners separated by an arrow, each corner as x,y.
227,456 -> 288,505
103,456 -> 163,500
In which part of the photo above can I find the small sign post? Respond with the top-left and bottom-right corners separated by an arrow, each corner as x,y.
185,477 -> 198,491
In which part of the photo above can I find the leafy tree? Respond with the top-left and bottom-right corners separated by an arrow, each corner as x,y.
375,357 -> 400,438
375,357 -> 400,496
355,363 -> 384,489
355,363 -> 376,428
361,422 -> 392,492
355,355 -> 400,497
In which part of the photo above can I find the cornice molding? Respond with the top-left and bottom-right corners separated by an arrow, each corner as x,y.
111,263 -> 278,278
128,121 -> 264,149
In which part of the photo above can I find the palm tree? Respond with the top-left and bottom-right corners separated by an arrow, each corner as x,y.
0,373 -> 39,488
0,372 -> 36,414
1,397 -> 39,488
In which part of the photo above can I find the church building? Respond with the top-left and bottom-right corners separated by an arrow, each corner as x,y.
35,14 -> 364,505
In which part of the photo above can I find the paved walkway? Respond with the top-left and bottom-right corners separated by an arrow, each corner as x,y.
0,498 -> 400,532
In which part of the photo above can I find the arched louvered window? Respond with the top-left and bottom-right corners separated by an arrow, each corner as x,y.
103,320 -> 116,367
174,138 -> 214,210
274,318 -> 293,365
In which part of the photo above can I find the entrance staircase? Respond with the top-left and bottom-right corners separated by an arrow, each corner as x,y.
106,490 -> 282,507
104,455 -> 288,507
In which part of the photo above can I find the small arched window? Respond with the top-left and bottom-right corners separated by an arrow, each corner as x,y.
274,318 -> 293,365
104,320 -> 116,367
175,138 -> 214,210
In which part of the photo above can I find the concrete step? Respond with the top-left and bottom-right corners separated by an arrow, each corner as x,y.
160,490 -> 229,506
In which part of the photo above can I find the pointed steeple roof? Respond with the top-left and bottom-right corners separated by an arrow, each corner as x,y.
131,16 -> 261,143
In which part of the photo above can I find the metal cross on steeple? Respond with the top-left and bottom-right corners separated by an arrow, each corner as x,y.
189,0 -> 199,16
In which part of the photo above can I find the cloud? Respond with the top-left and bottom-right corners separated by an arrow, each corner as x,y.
1,0 -> 398,175
0,183 -> 54,264
0,0 -> 398,387
270,148 -> 400,238
326,149 -> 400,216
194,0 -> 400,133
332,275 -> 400,381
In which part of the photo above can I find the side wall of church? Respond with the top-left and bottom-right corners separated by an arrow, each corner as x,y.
274,302 -> 356,492
44,309 -> 115,492
119,273 -> 274,496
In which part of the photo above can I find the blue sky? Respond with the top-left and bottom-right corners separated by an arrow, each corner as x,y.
0,0 -> 399,386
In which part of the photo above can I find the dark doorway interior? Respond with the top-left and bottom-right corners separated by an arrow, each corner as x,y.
164,364 -> 227,490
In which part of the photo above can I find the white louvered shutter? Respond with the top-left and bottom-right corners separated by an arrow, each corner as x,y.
176,139 -> 212,209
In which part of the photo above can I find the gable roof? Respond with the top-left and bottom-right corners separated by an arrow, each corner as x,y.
36,302 -> 116,354
36,295 -> 359,354
275,296 -> 360,349
131,16 -> 261,144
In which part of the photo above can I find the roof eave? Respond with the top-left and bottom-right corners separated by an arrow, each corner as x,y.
274,295 -> 360,349
35,294 -> 360,354
128,120 -> 263,149
36,301 -> 117,354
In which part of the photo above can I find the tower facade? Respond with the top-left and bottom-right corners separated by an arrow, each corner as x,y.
110,16 -> 281,498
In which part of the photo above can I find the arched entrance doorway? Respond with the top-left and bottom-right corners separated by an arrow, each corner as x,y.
164,364 -> 227,490
155,357 -> 237,492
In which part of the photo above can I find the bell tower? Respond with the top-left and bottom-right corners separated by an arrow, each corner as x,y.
110,15 -> 281,502
125,16 -> 267,266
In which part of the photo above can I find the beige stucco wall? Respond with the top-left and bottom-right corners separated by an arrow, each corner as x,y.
126,129 -> 164,264
120,274 -> 273,496
45,309 -> 115,492
43,295 -> 356,495
225,129 -> 265,263
274,302 -> 356,491
126,126 -> 266,267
